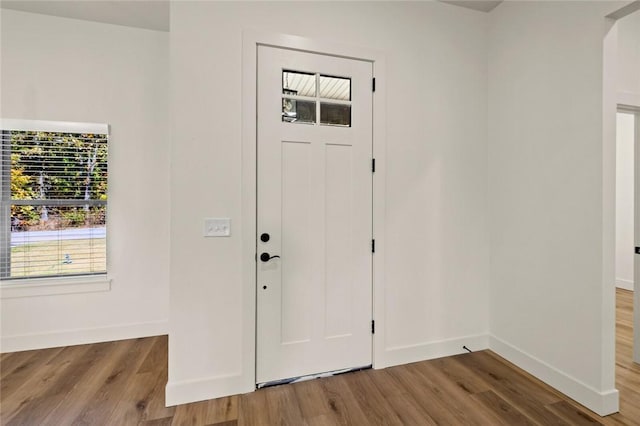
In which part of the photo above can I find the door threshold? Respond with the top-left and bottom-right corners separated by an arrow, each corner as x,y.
256,364 -> 372,389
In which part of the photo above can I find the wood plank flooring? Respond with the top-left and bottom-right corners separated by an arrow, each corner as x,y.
1,289 -> 638,425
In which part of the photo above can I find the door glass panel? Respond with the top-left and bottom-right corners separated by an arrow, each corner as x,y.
283,70 -> 316,97
320,75 -> 351,101
320,103 -> 351,127
282,71 -> 351,126
282,98 -> 316,124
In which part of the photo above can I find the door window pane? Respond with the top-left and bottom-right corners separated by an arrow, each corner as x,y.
283,70 -> 316,97
282,98 -> 316,124
320,103 -> 351,127
320,75 -> 351,101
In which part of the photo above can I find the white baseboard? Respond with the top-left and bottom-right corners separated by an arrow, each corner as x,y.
376,333 -> 490,369
489,335 -> 619,416
166,333 -> 490,406
165,373 -> 253,406
615,278 -> 634,291
0,320 -> 168,353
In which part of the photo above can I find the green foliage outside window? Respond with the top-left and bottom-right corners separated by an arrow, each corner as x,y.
9,131 -> 108,230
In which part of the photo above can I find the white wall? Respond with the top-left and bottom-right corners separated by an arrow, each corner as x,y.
488,1 -> 620,415
168,1 -> 489,404
616,112 -> 635,291
0,10 -> 170,351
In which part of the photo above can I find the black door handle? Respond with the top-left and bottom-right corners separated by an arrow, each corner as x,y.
260,252 -> 280,262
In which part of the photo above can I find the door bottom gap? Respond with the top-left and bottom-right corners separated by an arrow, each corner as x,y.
256,364 -> 372,389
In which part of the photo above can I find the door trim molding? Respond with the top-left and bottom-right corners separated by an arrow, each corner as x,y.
621,104 -> 640,364
241,30 -> 387,391
617,103 -> 640,364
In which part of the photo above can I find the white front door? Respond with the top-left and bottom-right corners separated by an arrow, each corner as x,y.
256,45 -> 373,385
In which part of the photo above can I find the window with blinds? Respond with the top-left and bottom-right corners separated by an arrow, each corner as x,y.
0,119 -> 108,280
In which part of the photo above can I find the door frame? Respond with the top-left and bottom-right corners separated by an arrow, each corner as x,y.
631,105 -> 640,364
241,31 -> 387,390
619,102 -> 640,363
617,103 -> 640,364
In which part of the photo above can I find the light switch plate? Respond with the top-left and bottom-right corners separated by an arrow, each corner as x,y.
204,218 -> 231,237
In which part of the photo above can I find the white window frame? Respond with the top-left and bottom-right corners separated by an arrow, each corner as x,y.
0,119 -> 111,298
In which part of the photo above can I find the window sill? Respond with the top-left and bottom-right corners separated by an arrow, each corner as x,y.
0,275 -> 111,299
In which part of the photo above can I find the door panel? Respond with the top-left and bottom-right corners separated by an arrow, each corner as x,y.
325,144 -> 354,338
256,46 -> 373,384
281,140 -> 312,344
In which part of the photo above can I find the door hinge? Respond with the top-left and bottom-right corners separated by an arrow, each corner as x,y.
372,78 -> 376,92
372,239 -> 375,253
371,320 -> 375,334
372,158 -> 376,173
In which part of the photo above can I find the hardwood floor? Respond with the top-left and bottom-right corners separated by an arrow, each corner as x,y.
609,288 -> 640,425
1,289 -> 638,425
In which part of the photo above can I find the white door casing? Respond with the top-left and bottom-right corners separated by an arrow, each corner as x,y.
631,108 -> 640,364
256,46 -> 373,384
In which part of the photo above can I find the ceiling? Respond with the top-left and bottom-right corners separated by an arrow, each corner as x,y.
0,0 -> 170,32
440,1 -> 503,13
0,0 -> 503,33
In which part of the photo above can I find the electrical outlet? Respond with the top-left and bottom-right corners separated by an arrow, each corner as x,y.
204,218 -> 231,237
